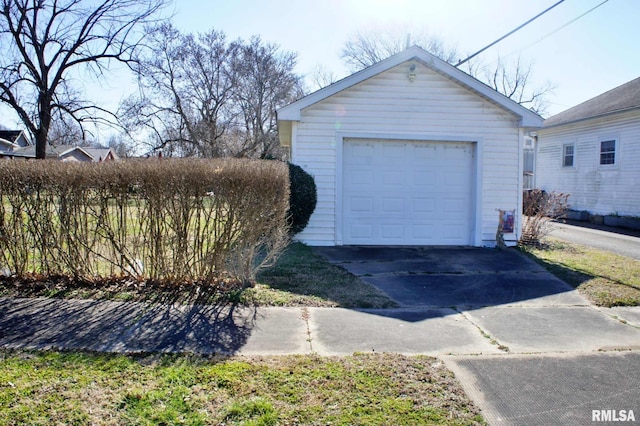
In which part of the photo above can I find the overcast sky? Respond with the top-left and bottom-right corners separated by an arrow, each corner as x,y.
3,0 -> 638,139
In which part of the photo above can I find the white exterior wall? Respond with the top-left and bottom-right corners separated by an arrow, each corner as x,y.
292,62 -> 523,246
536,110 -> 640,217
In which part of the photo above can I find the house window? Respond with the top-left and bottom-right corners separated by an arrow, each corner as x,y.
562,144 -> 574,167
600,139 -> 616,165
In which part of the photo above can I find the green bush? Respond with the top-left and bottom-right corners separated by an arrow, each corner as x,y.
0,158 -> 289,286
287,162 -> 317,236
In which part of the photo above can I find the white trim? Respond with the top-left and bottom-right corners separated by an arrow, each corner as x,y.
474,138 -> 484,246
290,121 -> 299,162
0,138 -> 18,148
278,46 -> 543,128
58,146 -> 94,160
517,128 -> 524,243
597,136 -> 619,168
562,142 -> 576,168
335,132 -> 484,246
335,134 -> 344,245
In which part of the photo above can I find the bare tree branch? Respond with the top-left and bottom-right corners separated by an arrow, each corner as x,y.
339,26 -> 554,115
340,26 -> 459,71
123,26 -> 303,159
0,0 -> 167,158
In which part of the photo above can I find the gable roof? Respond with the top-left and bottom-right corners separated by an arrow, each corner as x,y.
83,147 -> 118,162
544,76 -> 640,128
3,144 -> 118,161
0,130 -> 23,143
278,45 -> 543,128
0,130 -> 30,147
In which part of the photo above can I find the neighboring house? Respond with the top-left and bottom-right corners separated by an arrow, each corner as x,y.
4,144 -> 118,162
277,46 -> 543,247
536,76 -> 640,218
0,130 -> 32,155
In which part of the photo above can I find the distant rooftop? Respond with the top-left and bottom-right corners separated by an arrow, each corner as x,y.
544,76 -> 640,127
0,130 -> 25,143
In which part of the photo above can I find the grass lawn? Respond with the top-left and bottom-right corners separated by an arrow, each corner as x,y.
0,350 -> 484,425
0,242 -> 396,309
252,243 -> 396,308
520,237 -> 640,307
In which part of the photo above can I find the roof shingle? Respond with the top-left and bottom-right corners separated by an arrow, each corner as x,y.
544,76 -> 640,127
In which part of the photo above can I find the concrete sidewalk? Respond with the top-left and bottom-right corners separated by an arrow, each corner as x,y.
2,296 -> 640,425
2,296 -> 640,356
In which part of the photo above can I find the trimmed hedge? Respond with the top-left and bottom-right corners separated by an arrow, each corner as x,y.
287,162 -> 317,236
0,158 -> 289,286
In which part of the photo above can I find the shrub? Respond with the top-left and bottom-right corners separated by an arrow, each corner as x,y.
287,162 -> 317,236
0,158 -> 289,286
520,189 -> 570,246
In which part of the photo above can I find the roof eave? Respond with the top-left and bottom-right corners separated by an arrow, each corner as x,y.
542,105 -> 640,130
277,46 -> 544,128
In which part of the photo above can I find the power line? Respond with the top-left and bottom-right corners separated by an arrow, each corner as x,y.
456,0 -> 565,67
512,0 -> 609,55
467,0 -> 610,75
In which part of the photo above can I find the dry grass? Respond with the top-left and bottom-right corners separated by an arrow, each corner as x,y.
0,243 -> 396,309
252,242 -> 397,308
0,350 -> 484,425
521,237 -> 640,307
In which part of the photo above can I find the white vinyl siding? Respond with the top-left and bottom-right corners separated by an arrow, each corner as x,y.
536,110 -> 640,216
292,62 -> 523,246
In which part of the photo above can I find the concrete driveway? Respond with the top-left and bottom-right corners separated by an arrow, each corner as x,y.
549,221 -> 640,260
312,246 -> 584,308
312,246 -> 640,425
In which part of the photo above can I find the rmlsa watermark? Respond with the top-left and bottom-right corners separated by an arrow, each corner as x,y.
592,410 -> 636,422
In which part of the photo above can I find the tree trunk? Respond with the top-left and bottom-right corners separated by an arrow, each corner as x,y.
35,96 -> 52,159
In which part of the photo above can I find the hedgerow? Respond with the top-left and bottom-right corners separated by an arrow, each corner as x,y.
0,158 -> 289,287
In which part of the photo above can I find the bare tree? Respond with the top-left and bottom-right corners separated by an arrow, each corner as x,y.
101,132 -> 133,158
231,36 -> 304,158
308,64 -> 339,92
340,27 -> 459,71
47,116 -> 84,146
123,23 -> 241,157
340,27 -> 553,114
469,56 -> 555,115
124,27 -> 303,159
0,0 -> 167,159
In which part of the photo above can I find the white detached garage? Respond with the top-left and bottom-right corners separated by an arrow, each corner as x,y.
277,46 -> 543,247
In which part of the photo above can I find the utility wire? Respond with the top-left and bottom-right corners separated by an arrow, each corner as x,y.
467,0 -> 610,75
510,0 -> 609,55
456,0 -> 565,67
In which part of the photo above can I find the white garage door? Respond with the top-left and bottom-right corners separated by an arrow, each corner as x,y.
342,139 -> 475,245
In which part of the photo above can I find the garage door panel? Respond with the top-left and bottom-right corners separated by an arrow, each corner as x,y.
382,197 -> 404,213
349,197 -> 374,213
412,198 -> 435,213
414,145 -> 437,160
443,198 -> 469,213
381,224 -> 403,239
383,144 -> 405,158
350,224 -> 373,239
382,170 -> 405,186
343,139 -> 474,245
413,224 -> 435,239
413,171 -> 436,186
